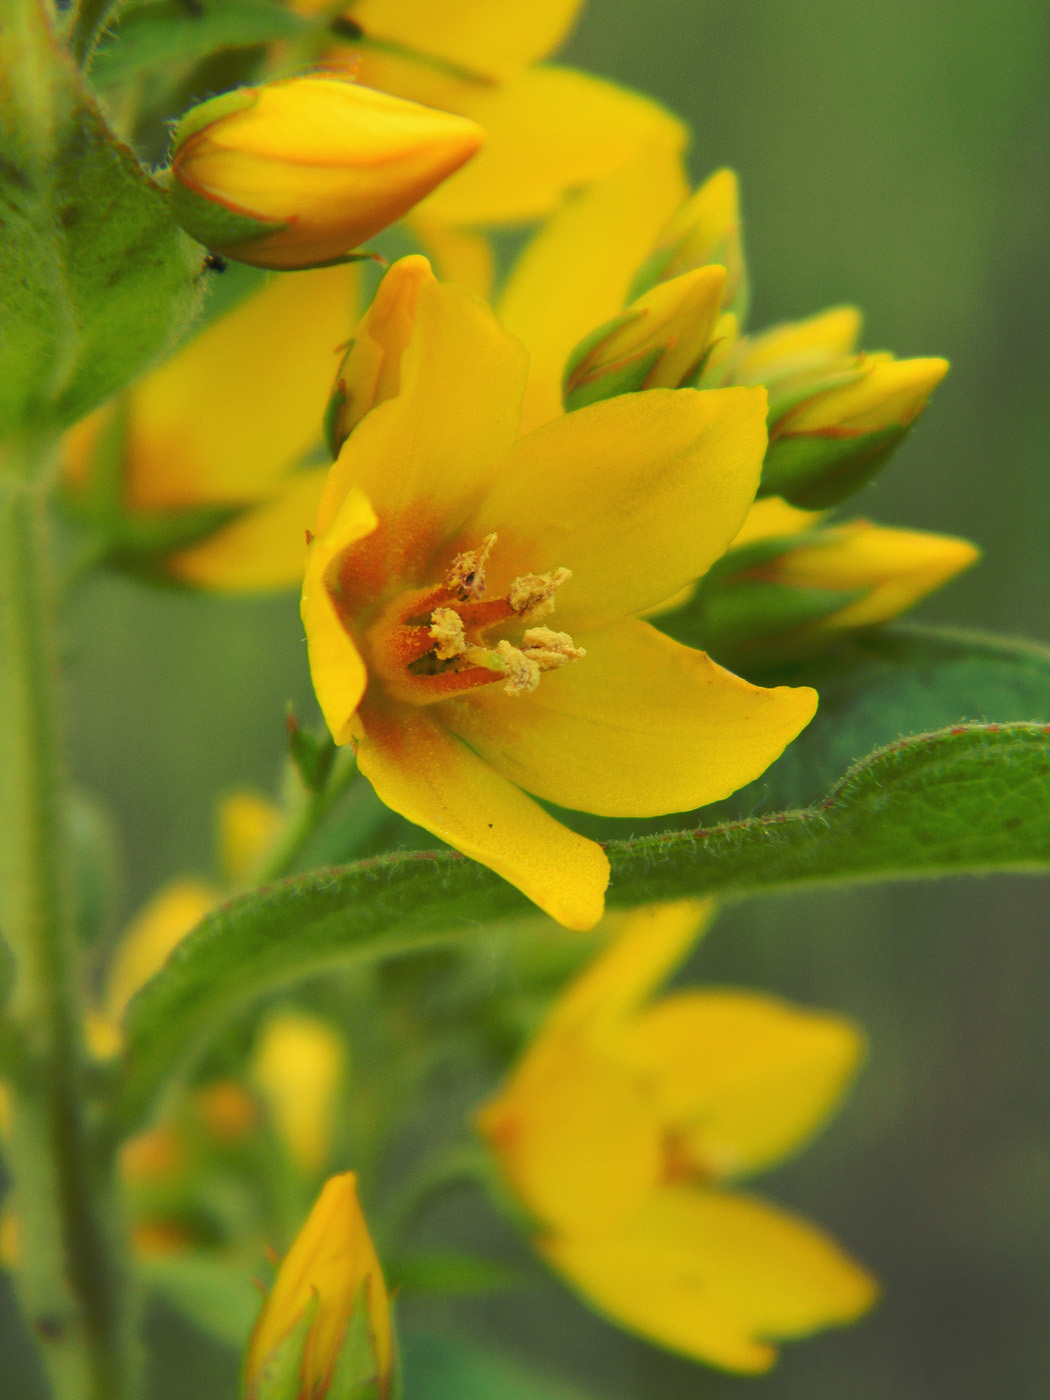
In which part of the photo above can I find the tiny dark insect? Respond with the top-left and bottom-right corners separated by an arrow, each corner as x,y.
203,253 -> 227,272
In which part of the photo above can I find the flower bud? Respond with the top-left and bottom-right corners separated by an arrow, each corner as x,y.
562,264 -> 726,411
696,506 -> 978,661
630,168 -> 748,320
171,77 -> 484,270
760,353 -> 949,508
244,1173 -> 393,1400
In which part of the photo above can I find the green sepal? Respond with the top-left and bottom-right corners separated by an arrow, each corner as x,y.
760,422 -> 909,507
765,363 -> 869,425
172,86 -> 261,148
322,1282 -> 386,1400
287,709 -> 336,794
562,342 -> 663,412
243,1291 -> 318,1400
170,177 -> 286,254
324,363 -> 352,458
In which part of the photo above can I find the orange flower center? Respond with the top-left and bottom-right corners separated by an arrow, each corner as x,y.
368,533 -> 584,707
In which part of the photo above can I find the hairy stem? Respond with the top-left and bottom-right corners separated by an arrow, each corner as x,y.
0,453 -> 136,1400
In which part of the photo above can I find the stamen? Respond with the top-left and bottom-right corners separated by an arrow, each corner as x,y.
521,627 -> 587,670
495,640 -> 542,695
446,532 -> 497,601
428,606 -> 467,660
508,568 -> 572,619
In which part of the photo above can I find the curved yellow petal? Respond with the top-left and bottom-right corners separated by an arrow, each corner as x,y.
499,140 -> 689,432
478,1035 -> 660,1235
469,387 -> 768,634
353,703 -> 609,929
550,900 -> 716,1035
407,215 -> 494,299
350,0 -> 583,79
316,269 -> 527,546
113,265 -> 358,509
617,991 -> 865,1178
444,620 -> 817,818
418,66 -> 688,229
543,1186 -> 877,1373
167,467 -> 326,591
301,485 -> 378,744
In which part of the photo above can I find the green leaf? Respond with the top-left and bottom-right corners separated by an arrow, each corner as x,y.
709,624 -> 1050,818
111,721 -> 1050,1137
137,1250 -> 261,1349
401,1332 -> 598,1400
0,8 -> 200,437
92,0 -> 315,86
387,1250 -> 522,1298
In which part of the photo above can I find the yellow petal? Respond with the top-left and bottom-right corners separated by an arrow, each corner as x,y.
407,214 -> 494,298
543,1186 -> 877,1373
350,0 -> 583,78
79,265 -> 358,510
469,387 -> 768,634
549,900 -> 716,1035
253,1013 -> 345,1174
499,142 -> 689,432
167,467 -> 326,591
644,168 -> 747,315
730,495 -> 822,548
762,520 -> 980,630
315,267 -> 527,549
219,791 -> 284,886
103,880 -> 218,1025
352,702 -> 609,929
734,306 -> 862,385
417,65 -> 688,229
444,619 -> 816,818
616,991 -> 865,1177
478,1034 -> 660,1235
301,485 -> 378,744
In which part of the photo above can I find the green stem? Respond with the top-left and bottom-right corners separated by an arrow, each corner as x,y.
253,746 -> 361,884
0,455 -> 135,1400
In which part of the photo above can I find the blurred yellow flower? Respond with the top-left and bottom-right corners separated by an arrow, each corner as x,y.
301,257 -> 816,929
171,76 -> 484,270
478,901 -> 877,1373
244,1172 -> 392,1400
253,1013 -> 346,1175
63,266 -> 358,590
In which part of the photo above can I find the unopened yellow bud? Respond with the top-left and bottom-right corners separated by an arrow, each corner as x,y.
753,520 -> 979,633
252,1013 -> 345,1174
563,265 -> 726,410
171,77 -> 484,270
779,355 -> 949,435
632,168 -> 748,319
244,1173 -> 393,1400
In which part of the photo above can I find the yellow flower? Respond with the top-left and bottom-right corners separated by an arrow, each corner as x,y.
244,1173 -> 392,1400
289,0 -> 687,241
478,901 -> 877,1373
253,1013 -> 347,1174
171,76 -> 484,270
300,257 -> 817,929
63,265 -> 358,590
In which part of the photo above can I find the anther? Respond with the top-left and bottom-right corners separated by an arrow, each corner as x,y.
520,627 -> 586,670
428,607 -> 467,659
508,568 -> 572,619
446,532 -> 497,601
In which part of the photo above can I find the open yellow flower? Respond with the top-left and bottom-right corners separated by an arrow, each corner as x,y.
288,0 -> 687,242
478,901 -> 877,1372
301,257 -> 817,929
63,265 -> 358,590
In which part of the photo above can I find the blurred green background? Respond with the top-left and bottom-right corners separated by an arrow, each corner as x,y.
5,0 -> 1050,1396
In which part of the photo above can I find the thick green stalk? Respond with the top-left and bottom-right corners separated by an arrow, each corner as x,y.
0,452 -> 135,1400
